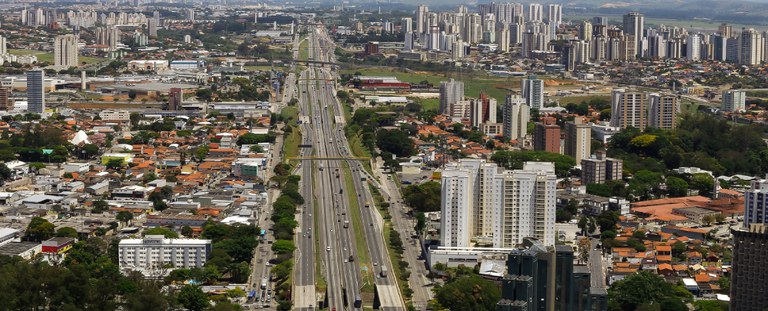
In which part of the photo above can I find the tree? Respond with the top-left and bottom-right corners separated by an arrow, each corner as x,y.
250,145 -> 264,153
491,150 -> 576,177
376,129 -> 414,157
193,145 -> 210,162
434,275 -> 501,311
693,300 -> 729,311
106,158 -> 125,169
0,163 -> 11,180
702,215 -> 715,226
665,176 -> 689,197
55,227 -> 79,238
271,240 -> 296,254
181,225 -> 193,237
402,181 -> 441,212
82,144 -> 100,159
26,216 -> 55,241
116,211 -> 134,225
608,271 -> 675,310
92,200 -> 109,213
177,285 -> 210,311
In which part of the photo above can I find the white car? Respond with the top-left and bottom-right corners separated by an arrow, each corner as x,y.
326,246 -> 331,252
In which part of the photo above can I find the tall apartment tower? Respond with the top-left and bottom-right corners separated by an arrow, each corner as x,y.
147,16 -> 158,37
722,89 -> 746,112
622,12 -> 644,58
579,20 -> 593,41
610,88 -> 647,129
738,28 -> 763,65
744,178 -> 768,228
546,4 -> 562,26
416,5 -> 428,34
648,93 -> 678,129
54,34 -> 78,68
528,3 -> 543,23
731,224 -> 768,311
439,79 -> 464,115
522,76 -> 544,109
169,88 -> 183,111
0,35 -> 6,55
457,159 -> 503,240
534,118 -> 561,154
564,118 -> 592,164
581,151 -> 623,185
719,23 -> 733,38
440,166 -> 474,247
401,17 -> 412,33
26,70 -> 45,113
496,162 -> 557,248
96,26 -> 120,50
686,33 -> 701,61
0,87 -> 11,111
502,94 -> 530,142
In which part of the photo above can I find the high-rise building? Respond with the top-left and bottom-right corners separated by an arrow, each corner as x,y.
546,4 -> 562,26
534,119 -> 561,154
186,8 -> 195,22
528,3 -> 543,23
416,5 -> 429,34
496,162 -> 557,247
722,89 -> 746,112
565,118 -> 592,164
622,12 -> 644,58
401,17 -> 413,33
54,34 -> 78,68
440,166 -> 474,247
439,79 -> 464,115
738,28 -> 763,65
503,94 -> 530,142
686,33 -> 701,61
581,151 -> 623,185
0,87 -> 11,111
147,16 -> 158,37
0,35 -> 6,55
610,88 -> 647,129
592,16 -> 607,26
96,26 -> 120,50
522,76 -> 544,109
719,23 -> 733,38
579,20 -> 593,41
169,88 -> 183,111
470,94 -> 497,128
731,224 -> 768,311
743,178 -> 768,228
648,93 -> 678,129
456,159 -> 502,240
119,235 -> 211,276
26,69 -> 45,113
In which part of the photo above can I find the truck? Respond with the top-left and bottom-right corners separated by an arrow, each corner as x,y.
343,220 -> 349,228
380,266 -> 388,277
261,278 -> 268,290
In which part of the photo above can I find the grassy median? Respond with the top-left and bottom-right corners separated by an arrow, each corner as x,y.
342,163 -> 375,297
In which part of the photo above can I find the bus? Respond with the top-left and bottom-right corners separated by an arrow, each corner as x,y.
260,230 -> 266,240
248,290 -> 256,301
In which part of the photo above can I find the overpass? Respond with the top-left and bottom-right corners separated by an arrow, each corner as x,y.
290,59 -> 339,66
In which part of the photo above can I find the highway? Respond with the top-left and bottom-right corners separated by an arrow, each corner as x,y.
293,23 -> 405,311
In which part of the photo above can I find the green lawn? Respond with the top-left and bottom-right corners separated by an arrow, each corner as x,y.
312,186 -> 327,294
343,68 -> 521,103
413,98 -> 439,111
342,163 -> 375,295
281,107 -> 301,162
298,38 -> 309,61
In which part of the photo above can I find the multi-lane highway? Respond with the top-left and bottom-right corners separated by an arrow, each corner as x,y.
292,23 -> 405,311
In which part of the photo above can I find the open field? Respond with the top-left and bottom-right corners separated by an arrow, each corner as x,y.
9,49 -> 103,65
554,94 -> 611,106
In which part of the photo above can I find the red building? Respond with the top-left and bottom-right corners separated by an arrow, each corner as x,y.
534,117 -> 561,153
41,237 -> 75,254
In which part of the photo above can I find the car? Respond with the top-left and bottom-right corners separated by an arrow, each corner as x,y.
327,246 -> 331,252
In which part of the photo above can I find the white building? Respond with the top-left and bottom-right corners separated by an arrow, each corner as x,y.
722,90 -> 746,112
521,76 -> 544,109
440,165 -> 474,247
54,34 -> 79,68
439,79 -> 464,115
118,235 -> 212,276
99,110 -> 130,121
495,162 -> 557,247
744,177 -> 768,228
502,94 -> 530,142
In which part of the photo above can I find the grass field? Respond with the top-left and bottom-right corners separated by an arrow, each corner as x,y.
343,68 -> 521,102
555,94 -> 611,106
298,38 -> 309,61
342,163 -> 375,297
413,98 -> 439,111
9,49 -> 103,65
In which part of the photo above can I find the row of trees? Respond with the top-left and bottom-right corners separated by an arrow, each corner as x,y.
269,171 -> 304,311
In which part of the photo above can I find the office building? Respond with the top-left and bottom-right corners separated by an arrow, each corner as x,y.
522,76 -> 544,109
54,34 -> 78,68
743,178 -> 768,228
739,28 -> 763,65
534,119 -> 560,154
0,87 -> 11,111
496,162 -> 557,248
722,89 -> 746,112
440,166 -> 474,247
731,224 -> 768,311
648,93 -> 678,129
26,70 -> 45,113
581,151 -> 623,185
564,118 -> 592,164
502,94 -> 530,142
622,12 -> 644,58
439,79 -> 464,115
118,235 -> 211,276
610,88 -> 647,129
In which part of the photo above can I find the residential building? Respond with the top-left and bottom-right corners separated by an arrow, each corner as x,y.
731,224 -> 768,311
0,35 -> 6,55
564,118 -> 591,163
458,159 -> 503,240
470,94 -> 497,128
648,93 -> 678,129
118,235 -> 212,276
622,12 -> 644,58
496,162 -> 557,248
521,76 -> 544,109
26,69 -> 45,113
744,177 -> 768,228
581,151 -> 623,185
440,166 -> 474,247
738,28 -> 763,65
54,34 -> 78,68
610,88 -> 647,129
99,110 -> 130,121
722,89 -> 746,112
0,87 -> 11,111
439,79 -> 464,115
534,119 -> 560,153
169,88 -> 183,111
502,94 -> 530,142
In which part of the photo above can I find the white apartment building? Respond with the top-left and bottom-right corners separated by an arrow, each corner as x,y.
744,177 -> 768,228
99,110 -> 130,121
440,166 -> 474,247
521,76 -> 544,109
722,90 -> 746,112
502,94 -> 530,141
494,162 -> 557,248
54,34 -> 79,68
119,235 -> 212,276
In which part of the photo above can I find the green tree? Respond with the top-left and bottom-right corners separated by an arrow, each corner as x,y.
92,200 -> 109,213
0,163 -> 11,180
177,285 -> 210,311
55,227 -> 79,238
116,211 -> 134,225
26,216 -> 55,241
608,271 -> 675,310
693,299 -> 729,311
106,158 -> 125,169
194,145 -> 210,162
665,176 -> 689,197
491,150 -> 576,177
402,181 -> 441,212
271,240 -> 296,254
181,225 -> 193,237
376,129 -> 414,157
82,144 -> 100,158
434,275 -> 501,311
143,227 -> 179,238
